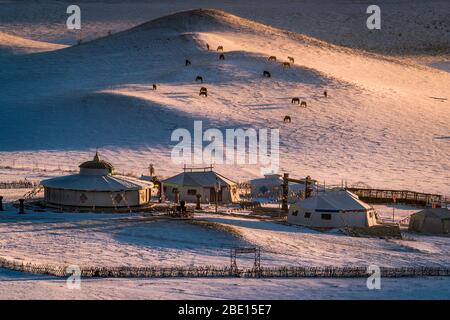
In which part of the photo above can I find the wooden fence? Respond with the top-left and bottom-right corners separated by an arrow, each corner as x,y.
0,181 -> 37,189
347,187 -> 448,206
1,257 -> 449,278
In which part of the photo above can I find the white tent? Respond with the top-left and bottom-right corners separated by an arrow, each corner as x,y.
288,189 -> 377,228
162,167 -> 240,204
42,153 -> 153,208
409,208 -> 450,234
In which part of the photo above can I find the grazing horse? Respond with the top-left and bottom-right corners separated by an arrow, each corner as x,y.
219,54 -> 225,60
268,56 -> 277,62
185,59 -> 191,66
206,43 -> 210,50
263,70 -> 271,78
288,56 -> 295,63
291,97 -> 300,104
300,101 -> 307,107
152,84 -> 157,90
196,76 -> 203,83
284,115 -> 291,123
199,87 -> 208,97
323,90 -> 327,97
217,46 -> 224,51
282,62 -> 290,68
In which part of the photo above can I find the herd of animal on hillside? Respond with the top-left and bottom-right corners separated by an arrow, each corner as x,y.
150,42 -> 329,123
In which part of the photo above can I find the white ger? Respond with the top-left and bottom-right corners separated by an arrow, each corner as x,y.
41,152 -> 153,208
162,166 -> 240,204
288,189 -> 378,228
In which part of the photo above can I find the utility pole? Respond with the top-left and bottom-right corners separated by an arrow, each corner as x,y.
304,176 -> 313,198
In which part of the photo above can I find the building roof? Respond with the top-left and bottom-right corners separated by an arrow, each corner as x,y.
79,152 -> 114,172
412,208 -> 450,220
41,174 -> 153,192
250,174 -> 282,185
297,189 -> 372,213
41,152 -> 153,192
162,169 -> 236,188
250,174 -> 312,190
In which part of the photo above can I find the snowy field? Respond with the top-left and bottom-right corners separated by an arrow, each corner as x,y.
2,188 -> 449,299
1,204 -> 450,299
1,0 -> 449,299
1,267 -> 450,299
1,205 -> 449,269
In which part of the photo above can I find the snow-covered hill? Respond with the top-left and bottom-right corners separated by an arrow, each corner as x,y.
0,9 -> 449,194
2,0 -> 449,55
0,31 -> 67,56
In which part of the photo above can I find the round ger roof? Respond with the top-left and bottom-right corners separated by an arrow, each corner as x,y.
41,152 -> 153,191
79,152 -> 114,171
41,174 -> 153,192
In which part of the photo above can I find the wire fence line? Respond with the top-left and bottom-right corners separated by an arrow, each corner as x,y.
1,257 -> 450,279
0,181 -> 38,189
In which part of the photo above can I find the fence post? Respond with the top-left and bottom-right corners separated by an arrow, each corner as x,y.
174,189 -> 179,204
196,194 -> 202,210
281,173 -> 289,212
18,199 -> 25,214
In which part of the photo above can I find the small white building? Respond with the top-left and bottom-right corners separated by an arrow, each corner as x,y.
250,174 -> 283,198
42,153 -> 153,208
162,167 -> 240,204
409,208 -> 450,234
288,189 -> 377,228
